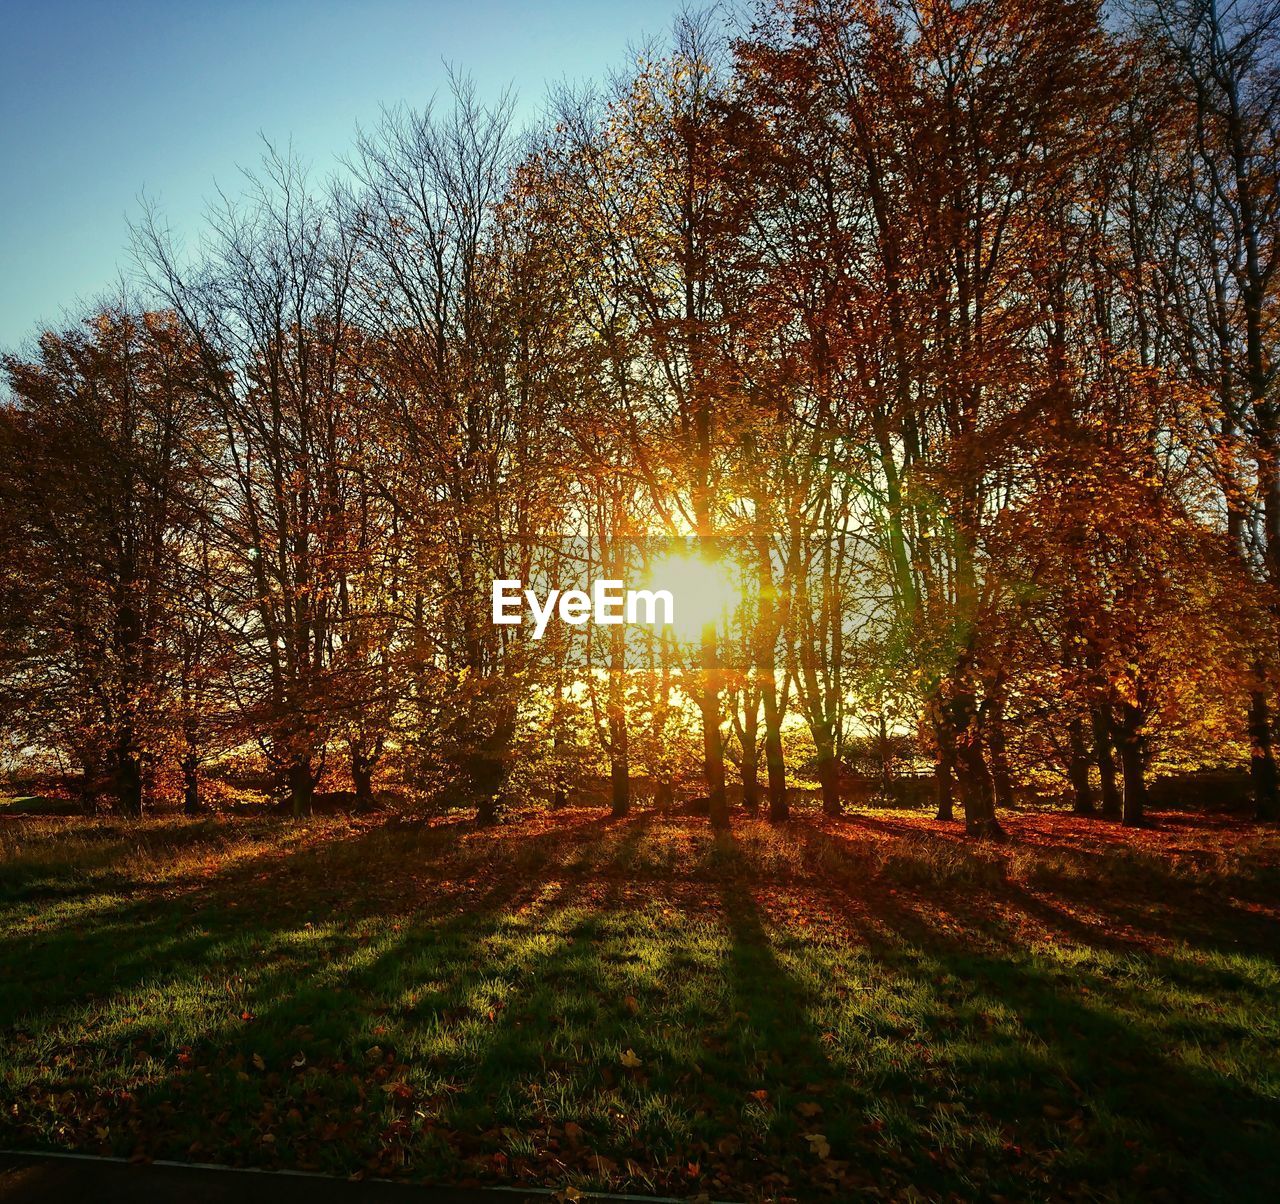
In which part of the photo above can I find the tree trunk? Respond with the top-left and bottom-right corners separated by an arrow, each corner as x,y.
698,624 -> 729,828
955,733 -> 1000,836
952,682 -> 1000,837
985,696 -> 1015,811
1092,705 -> 1122,820
814,733 -> 841,817
550,695 -> 570,809
113,735 -> 144,817
607,622 -> 630,818
1115,702 -> 1147,826
471,701 -> 514,823
351,747 -> 376,812
1249,671 -> 1278,821
877,714 -> 892,800
78,755 -> 101,816
609,715 -> 630,819
934,722 -> 956,822
182,751 -> 202,816
763,698 -> 787,822
754,519 -> 788,823
282,757 -> 314,813
1067,718 -> 1095,815
287,757 -> 316,817
741,738 -> 760,816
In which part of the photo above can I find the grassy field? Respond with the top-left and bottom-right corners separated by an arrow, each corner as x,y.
0,802 -> 1277,1202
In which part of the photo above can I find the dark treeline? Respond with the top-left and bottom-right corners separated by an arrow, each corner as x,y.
1,0 -> 1277,835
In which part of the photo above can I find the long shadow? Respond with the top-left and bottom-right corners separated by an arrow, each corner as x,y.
415,818 -> 846,1195
804,812 -> 1280,959
0,811 -> 636,1031
712,857 -> 876,1195
7,810 -> 1279,1200
786,826 -> 1280,1201
78,817 -> 688,1184
112,871 -> 581,1178
1,810 -> 641,1183
0,822 -> 403,1029
898,920 -> 1279,1201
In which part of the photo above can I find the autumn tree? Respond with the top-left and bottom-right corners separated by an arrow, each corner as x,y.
2,309 -> 207,813
1121,0 -> 1280,818
554,17 -> 748,827
138,150 -> 366,815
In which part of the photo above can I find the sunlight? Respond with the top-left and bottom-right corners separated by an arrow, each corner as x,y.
641,548 -> 740,644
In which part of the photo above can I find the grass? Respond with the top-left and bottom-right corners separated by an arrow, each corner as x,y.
0,804 -> 1278,1202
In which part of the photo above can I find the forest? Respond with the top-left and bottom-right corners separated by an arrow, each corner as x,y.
1,1 -> 1278,1200
2,0 -> 1279,834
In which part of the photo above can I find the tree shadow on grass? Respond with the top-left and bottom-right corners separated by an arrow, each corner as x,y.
7,810 -> 1280,1201
424,822 -> 873,1197
783,824 -> 1280,1202
0,811 -> 635,1029
711,851 -> 882,1198
1,812 -> 646,1183
802,812 -> 1280,960
894,919 -> 1280,1201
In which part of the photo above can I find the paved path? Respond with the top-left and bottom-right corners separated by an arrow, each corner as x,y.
0,1151 -> 609,1204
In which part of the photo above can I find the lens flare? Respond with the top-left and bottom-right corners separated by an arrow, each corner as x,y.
641,549 -> 739,643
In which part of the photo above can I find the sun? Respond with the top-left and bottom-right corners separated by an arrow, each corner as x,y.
640,549 -> 741,644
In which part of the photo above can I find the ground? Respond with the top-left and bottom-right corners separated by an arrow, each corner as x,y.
0,802 -> 1277,1202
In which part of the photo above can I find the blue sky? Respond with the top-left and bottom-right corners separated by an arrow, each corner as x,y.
0,0 -> 700,352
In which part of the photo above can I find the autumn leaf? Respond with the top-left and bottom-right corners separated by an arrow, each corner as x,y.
804,1133 -> 831,1159
620,1048 -> 642,1068
252,1053 -> 265,1071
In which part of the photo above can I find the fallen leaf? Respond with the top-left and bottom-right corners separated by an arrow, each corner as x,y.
804,1132 -> 831,1159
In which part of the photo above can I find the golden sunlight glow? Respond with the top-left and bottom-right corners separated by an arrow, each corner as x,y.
641,549 -> 740,644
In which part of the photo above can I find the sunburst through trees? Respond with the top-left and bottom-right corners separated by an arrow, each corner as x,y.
2,0 -> 1279,836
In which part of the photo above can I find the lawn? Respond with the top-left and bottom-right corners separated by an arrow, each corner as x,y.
0,804 -> 1277,1202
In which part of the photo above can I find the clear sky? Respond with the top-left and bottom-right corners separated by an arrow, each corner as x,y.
0,0 -> 698,353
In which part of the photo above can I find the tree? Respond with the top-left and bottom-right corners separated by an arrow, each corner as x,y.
2,309 -> 206,813
139,150 -> 364,815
